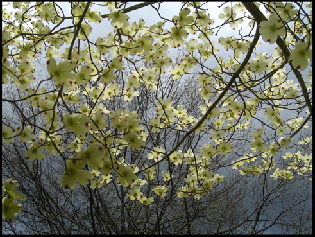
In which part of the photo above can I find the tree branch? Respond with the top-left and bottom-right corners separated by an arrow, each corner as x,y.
242,2 -> 312,116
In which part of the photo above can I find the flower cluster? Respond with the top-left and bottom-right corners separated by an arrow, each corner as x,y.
2,179 -> 25,221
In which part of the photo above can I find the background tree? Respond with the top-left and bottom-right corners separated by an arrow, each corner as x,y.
2,1 -> 312,234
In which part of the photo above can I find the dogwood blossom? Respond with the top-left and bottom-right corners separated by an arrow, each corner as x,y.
18,126 -> 35,143
63,112 -> 90,137
2,197 -> 23,221
46,57 -> 74,86
259,13 -> 286,44
290,41 -> 312,71
61,154 -> 92,189
116,163 -> 137,186
153,185 -> 168,197
25,140 -> 46,161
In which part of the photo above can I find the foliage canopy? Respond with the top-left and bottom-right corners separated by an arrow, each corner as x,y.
2,2 -> 312,233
